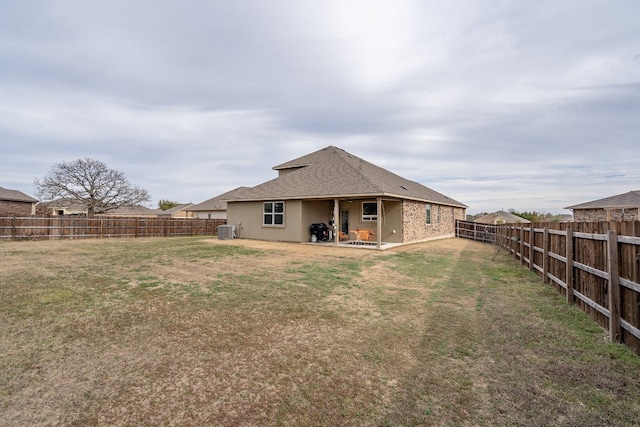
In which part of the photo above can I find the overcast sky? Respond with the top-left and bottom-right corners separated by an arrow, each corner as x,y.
1,1 -> 638,214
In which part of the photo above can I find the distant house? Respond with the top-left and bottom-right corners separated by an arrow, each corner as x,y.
187,187 -> 250,220
157,203 -> 196,219
565,190 -> 640,221
0,186 -> 37,216
41,198 -> 88,216
555,214 -> 573,222
474,211 -> 531,225
95,206 -> 161,218
42,199 -> 161,218
225,146 -> 467,247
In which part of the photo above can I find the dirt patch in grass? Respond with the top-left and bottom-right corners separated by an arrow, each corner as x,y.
1,237 -> 638,426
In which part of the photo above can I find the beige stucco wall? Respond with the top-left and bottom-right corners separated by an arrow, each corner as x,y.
402,200 -> 465,242
573,208 -> 639,222
228,199 -> 465,244
302,200 -> 335,238
227,200 -> 306,242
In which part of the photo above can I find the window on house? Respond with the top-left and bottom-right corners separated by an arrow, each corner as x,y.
426,204 -> 432,225
264,201 -> 284,226
362,202 -> 377,221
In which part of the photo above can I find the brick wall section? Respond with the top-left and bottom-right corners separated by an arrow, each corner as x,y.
574,208 -> 639,222
0,200 -> 34,216
402,200 -> 466,242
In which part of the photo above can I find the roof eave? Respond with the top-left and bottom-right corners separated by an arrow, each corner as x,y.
228,192 -> 467,208
567,205 -> 640,210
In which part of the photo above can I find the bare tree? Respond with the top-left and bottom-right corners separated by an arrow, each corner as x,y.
34,158 -> 152,217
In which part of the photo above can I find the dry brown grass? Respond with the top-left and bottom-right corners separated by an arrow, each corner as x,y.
1,237 -> 638,426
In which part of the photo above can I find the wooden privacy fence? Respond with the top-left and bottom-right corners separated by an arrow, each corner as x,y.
456,219 -> 640,355
455,220 -> 498,243
0,217 -> 227,240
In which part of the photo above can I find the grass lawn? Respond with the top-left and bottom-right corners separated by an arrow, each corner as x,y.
1,236 -> 638,426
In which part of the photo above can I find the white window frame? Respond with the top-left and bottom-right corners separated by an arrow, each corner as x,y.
426,204 -> 432,225
362,202 -> 377,222
263,201 -> 285,226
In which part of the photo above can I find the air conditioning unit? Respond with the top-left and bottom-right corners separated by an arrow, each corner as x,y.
217,225 -> 235,240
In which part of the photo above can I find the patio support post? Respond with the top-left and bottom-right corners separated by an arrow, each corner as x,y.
334,198 -> 340,245
376,197 -> 382,249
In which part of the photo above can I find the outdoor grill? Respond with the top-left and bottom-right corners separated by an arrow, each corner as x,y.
309,223 -> 330,241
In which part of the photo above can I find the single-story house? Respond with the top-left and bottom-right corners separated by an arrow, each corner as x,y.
225,146 -> 467,248
474,210 -> 531,225
41,198 -> 90,216
187,187 -> 249,219
42,199 -> 162,217
565,190 -> 640,221
157,203 -> 196,218
95,206 -> 162,218
555,214 -> 574,222
0,186 -> 37,216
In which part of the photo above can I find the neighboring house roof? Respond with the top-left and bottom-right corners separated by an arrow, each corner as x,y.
565,190 -> 640,210
474,211 -> 531,224
97,206 -> 162,216
41,198 -> 88,213
0,186 -> 37,203
188,187 -> 251,212
157,203 -> 195,216
228,146 -> 467,207
42,198 -> 160,216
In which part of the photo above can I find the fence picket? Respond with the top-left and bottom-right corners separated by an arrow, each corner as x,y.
608,230 -> 621,343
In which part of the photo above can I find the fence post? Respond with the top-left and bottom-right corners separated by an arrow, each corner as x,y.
519,226 -> 525,265
542,228 -> 549,284
607,230 -> 621,343
566,228 -> 574,304
529,225 -> 535,271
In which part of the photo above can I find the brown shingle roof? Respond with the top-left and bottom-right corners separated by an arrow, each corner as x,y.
229,146 -> 467,207
0,186 -> 37,203
565,190 -> 640,209
96,206 -> 161,216
188,187 -> 251,211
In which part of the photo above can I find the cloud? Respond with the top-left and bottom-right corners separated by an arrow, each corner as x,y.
1,0 -> 638,214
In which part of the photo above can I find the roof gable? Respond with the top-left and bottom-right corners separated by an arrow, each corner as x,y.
565,190 -> 640,209
231,146 -> 466,207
